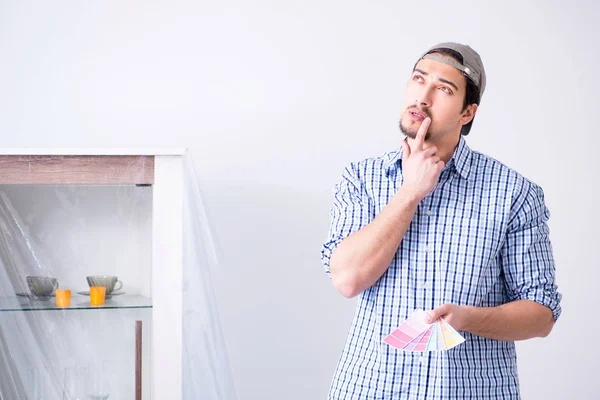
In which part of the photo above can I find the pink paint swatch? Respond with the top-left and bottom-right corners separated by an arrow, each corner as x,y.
403,328 -> 429,351
383,309 -> 466,352
383,310 -> 432,350
413,326 -> 433,352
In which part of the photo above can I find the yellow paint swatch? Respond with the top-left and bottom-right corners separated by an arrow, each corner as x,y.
439,318 -> 460,348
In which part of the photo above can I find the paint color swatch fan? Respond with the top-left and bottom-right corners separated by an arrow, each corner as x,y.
383,309 -> 465,352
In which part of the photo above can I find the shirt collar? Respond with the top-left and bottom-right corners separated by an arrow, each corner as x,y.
384,136 -> 473,181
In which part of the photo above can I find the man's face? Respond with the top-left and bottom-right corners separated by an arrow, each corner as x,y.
399,56 -> 472,142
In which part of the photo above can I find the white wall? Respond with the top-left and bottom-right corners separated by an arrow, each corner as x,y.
1,0 -> 598,398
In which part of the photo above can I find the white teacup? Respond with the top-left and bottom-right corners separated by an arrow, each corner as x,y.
86,275 -> 122,295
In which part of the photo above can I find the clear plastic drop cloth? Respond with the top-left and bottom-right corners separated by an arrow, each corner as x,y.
182,154 -> 238,400
0,152 -> 237,400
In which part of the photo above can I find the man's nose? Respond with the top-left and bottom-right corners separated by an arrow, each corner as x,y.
416,88 -> 433,107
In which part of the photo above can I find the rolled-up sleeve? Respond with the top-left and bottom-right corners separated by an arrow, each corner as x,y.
501,180 -> 562,321
321,163 -> 375,277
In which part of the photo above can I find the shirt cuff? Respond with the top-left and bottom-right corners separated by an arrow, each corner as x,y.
320,238 -> 343,278
519,288 -> 562,322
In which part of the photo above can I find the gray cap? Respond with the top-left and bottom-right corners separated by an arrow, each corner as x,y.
418,42 -> 486,99
416,42 -> 486,135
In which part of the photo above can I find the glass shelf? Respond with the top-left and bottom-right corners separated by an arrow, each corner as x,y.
0,294 -> 152,312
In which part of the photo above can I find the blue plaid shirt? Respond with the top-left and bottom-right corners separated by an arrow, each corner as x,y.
321,137 -> 562,399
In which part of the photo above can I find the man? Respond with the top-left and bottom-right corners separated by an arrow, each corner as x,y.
320,42 -> 562,399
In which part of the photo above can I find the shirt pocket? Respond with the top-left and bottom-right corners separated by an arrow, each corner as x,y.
434,216 -> 506,305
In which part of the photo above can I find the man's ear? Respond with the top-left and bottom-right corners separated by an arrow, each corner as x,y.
461,104 -> 478,125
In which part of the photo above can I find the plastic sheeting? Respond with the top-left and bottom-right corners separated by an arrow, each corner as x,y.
0,152 -> 237,399
183,155 -> 238,400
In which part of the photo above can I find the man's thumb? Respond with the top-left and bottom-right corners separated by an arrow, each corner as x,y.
424,306 -> 446,323
424,311 -> 436,324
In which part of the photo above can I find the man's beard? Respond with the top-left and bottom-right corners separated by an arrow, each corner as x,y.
399,110 -> 433,141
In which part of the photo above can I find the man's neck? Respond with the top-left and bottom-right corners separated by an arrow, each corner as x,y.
407,134 -> 460,164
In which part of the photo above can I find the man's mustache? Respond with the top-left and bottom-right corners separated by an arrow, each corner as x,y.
406,105 -> 432,119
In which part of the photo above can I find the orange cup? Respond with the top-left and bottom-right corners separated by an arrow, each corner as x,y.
89,286 -> 106,306
55,289 -> 71,307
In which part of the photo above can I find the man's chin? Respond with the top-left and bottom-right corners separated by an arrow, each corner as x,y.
399,119 -> 433,141
399,121 -> 418,139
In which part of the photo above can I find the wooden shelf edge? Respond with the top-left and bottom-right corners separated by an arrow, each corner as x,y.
0,155 -> 155,185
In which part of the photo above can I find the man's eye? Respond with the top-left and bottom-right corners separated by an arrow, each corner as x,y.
440,86 -> 452,94
413,75 -> 423,82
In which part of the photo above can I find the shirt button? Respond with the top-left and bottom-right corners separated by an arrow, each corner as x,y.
424,245 -> 433,253
426,210 -> 433,216
419,356 -> 424,363
422,282 -> 429,289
